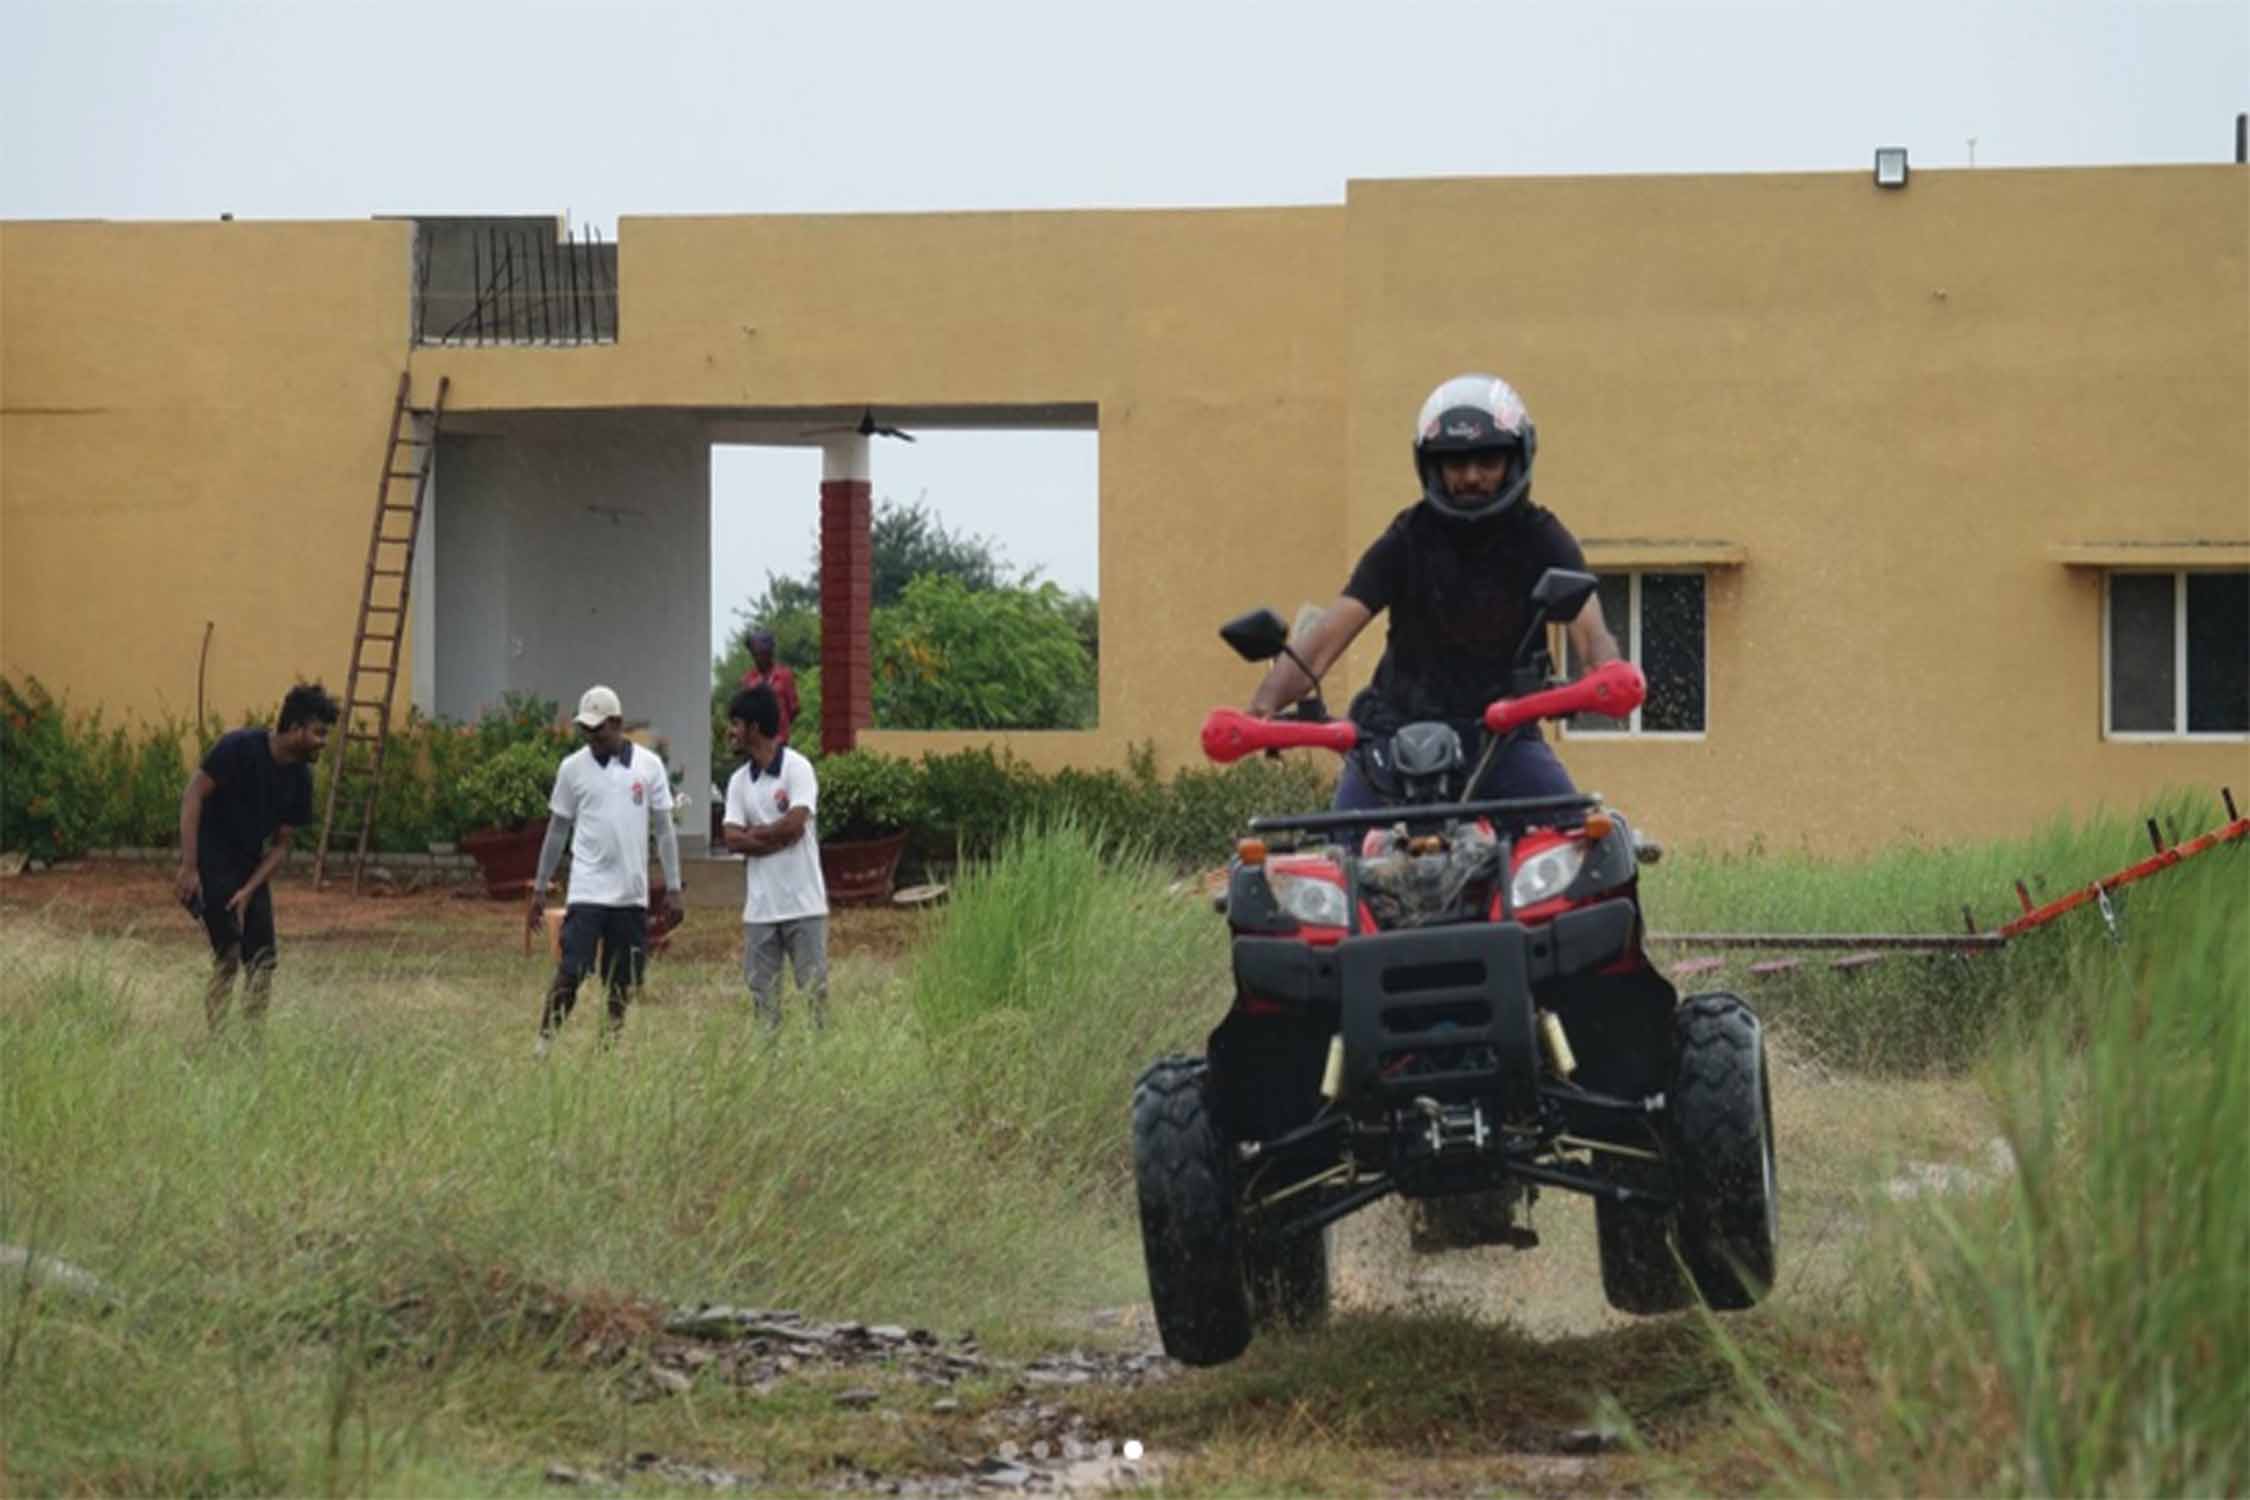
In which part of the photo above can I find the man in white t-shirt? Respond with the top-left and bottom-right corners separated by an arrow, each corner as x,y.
527,685 -> 684,1054
721,684 -> 828,1031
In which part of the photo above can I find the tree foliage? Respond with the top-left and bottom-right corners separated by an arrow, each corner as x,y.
873,576 -> 1096,730
717,497 -> 1098,737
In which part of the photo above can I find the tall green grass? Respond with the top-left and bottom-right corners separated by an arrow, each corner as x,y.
906,815 -> 1227,1177
0,822 -> 1232,1493
1744,851 -> 2249,1495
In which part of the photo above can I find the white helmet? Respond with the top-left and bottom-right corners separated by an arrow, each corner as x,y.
1413,373 -> 1537,523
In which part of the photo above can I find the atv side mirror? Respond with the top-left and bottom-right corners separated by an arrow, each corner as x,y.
1219,608 -> 1292,664
1510,568 -> 1601,667
1531,568 -> 1599,622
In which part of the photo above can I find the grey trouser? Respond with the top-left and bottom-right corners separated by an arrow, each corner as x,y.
744,917 -> 829,1031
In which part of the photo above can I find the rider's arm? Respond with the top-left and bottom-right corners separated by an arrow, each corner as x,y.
1248,595 -> 1373,717
1565,596 -> 1622,669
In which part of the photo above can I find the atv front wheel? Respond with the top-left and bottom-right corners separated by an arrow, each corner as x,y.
1132,1056 -> 1252,1365
1668,993 -> 1778,1309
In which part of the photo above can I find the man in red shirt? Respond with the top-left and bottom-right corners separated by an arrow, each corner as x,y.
738,629 -> 800,745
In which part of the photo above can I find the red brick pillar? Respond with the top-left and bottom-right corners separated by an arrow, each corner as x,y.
818,461 -> 873,754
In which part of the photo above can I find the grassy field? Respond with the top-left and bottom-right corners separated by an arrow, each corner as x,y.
2,803 -> 2243,1495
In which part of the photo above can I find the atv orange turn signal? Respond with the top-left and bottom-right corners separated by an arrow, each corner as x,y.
1408,835 -> 1445,856
1583,812 -> 1614,841
1236,838 -> 1268,866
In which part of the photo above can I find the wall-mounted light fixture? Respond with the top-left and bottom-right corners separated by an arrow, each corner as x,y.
1874,147 -> 1910,189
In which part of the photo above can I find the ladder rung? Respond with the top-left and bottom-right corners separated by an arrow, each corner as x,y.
384,469 -> 425,480
348,702 -> 388,713
362,633 -> 400,643
371,569 -> 408,578
380,502 -> 419,512
363,603 -> 402,614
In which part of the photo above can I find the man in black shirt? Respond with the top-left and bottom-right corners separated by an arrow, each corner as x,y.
1248,373 -> 1620,809
173,683 -> 338,1030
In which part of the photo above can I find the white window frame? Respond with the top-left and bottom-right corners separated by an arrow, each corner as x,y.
1561,569 -> 1709,741
2102,568 -> 2250,742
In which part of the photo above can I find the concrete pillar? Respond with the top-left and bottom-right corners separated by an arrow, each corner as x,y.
819,437 -> 873,753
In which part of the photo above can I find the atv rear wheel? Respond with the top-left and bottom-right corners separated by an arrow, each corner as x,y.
1669,992 -> 1778,1309
1132,1056 -> 1252,1366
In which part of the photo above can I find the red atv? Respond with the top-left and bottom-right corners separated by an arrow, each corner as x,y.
1131,569 -> 1777,1366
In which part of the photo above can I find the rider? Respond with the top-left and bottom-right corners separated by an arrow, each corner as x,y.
1247,372 -> 1621,810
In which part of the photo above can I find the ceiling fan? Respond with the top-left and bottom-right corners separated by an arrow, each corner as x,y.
801,406 -> 917,443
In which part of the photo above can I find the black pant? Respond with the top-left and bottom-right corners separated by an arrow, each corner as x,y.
542,903 -> 648,1036
198,860 -> 277,968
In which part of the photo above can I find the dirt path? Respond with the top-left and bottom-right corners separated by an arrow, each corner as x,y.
0,859 -> 933,963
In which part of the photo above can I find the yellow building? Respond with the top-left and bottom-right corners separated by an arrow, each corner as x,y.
3,165 -> 2245,855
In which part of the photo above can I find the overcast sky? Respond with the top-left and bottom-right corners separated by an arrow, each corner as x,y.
5,0 -> 2242,657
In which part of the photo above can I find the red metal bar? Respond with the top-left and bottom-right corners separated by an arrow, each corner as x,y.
1997,818 -> 2249,941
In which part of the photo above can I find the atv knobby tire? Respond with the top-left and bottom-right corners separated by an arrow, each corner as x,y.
1669,992 -> 1778,1310
1132,1056 -> 1252,1366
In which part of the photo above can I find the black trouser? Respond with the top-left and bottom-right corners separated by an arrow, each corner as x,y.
199,858 -> 277,1029
541,903 -> 648,1037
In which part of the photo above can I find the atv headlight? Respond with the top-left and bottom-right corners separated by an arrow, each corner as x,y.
1509,842 -> 1588,909
1267,869 -> 1351,928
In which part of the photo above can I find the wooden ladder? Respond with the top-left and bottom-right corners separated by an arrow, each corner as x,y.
313,371 -> 449,893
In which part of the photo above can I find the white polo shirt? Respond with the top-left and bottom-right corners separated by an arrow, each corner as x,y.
724,747 -> 827,923
550,742 -> 672,908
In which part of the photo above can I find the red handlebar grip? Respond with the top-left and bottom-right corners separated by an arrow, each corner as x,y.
1483,660 -> 1647,735
1201,708 -> 1359,763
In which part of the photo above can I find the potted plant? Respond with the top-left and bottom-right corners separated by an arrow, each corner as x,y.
456,739 -> 568,898
813,749 -> 921,906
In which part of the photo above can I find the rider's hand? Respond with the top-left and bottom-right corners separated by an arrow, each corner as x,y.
525,892 -> 546,935
174,863 -> 200,908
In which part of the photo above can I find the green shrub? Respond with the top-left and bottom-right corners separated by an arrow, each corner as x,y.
814,749 -> 923,842
454,740 -> 568,834
1,679 -> 198,857
1,679 -> 97,857
912,746 -> 1047,865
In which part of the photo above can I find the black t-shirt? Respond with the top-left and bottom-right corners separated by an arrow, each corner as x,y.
1342,499 -> 1588,728
197,727 -> 314,869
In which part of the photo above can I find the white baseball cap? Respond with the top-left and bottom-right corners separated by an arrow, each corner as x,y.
574,684 -> 623,728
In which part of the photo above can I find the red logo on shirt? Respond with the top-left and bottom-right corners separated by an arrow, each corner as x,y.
774,788 -> 791,813
631,781 -> 645,805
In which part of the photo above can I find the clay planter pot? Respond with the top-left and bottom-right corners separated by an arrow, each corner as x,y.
460,818 -> 549,900
819,829 -> 909,907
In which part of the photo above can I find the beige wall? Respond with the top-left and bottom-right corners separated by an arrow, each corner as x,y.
4,168 -> 2244,853
2,220 -> 413,727
1344,167 -> 2249,850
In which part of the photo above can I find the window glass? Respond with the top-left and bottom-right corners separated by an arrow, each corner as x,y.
2108,573 -> 2176,733
2185,571 -> 2249,734
1568,574 -> 1634,732
1641,573 -> 1708,733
